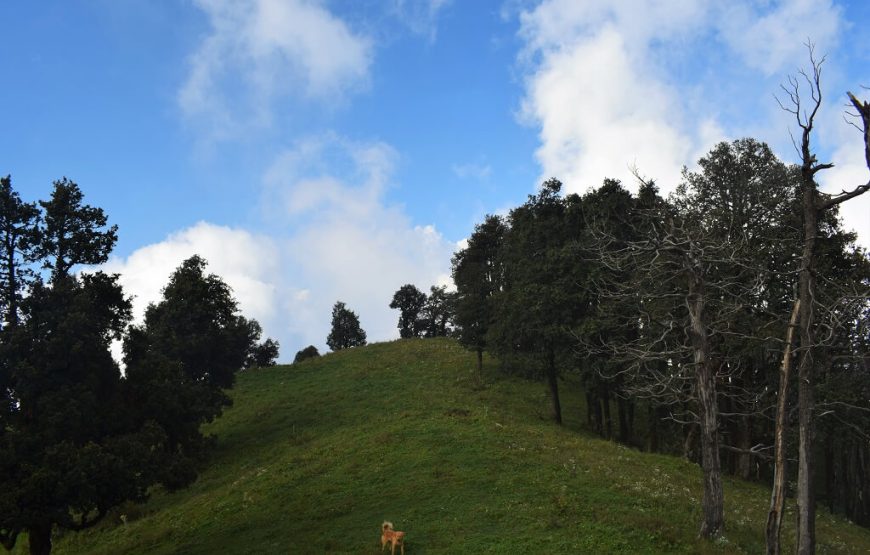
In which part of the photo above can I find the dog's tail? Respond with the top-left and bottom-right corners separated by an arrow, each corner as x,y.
382,521 -> 393,532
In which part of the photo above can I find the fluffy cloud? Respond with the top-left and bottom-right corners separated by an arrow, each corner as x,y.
179,0 -> 373,138
717,0 -> 842,75
106,135 -> 455,362
265,134 -> 455,350
518,0 -> 712,195
102,222 -> 280,327
516,0 -> 868,247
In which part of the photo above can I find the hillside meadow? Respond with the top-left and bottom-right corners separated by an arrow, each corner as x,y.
38,338 -> 870,554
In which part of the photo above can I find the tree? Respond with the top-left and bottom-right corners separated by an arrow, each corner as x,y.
326,301 -> 366,351
583,153 -> 802,539
488,179 -> 587,425
123,256 -> 257,490
389,284 -> 427,338
420,285 -> 454,337
293,345 -> 320,363
0,175 -> 40,327
452,215 -> 506,375
771,48 -> 870,555
240,318 -> 280,369
0,182 -> 161,555
36,178 -> 117,283
0,273 -> 164,555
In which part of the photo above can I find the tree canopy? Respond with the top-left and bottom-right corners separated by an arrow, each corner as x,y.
326,301 -> 367,351
389,284 -> 427,338
0,180 -> 267,555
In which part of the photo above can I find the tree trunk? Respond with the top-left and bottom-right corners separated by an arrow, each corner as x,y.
28,523 -> 52,555
697,366 -> 725,538
546,348 -> 562,425
766,298 -> 800,555
476,348 -> 483,379
687,271 -> 724,538
736,414 -> 752,480
684,422 -> 698,462
601,385 -> 612,439
647,404 -> 659,453
591,390 -> 603,436
823,433 -> 834,514
796,183 -> 818,555
617,397 -> 633,444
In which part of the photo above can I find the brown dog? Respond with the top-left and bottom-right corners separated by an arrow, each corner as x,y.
381,521 -> 405,555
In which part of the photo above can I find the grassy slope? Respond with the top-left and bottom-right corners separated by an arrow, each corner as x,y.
52,338 -> 870,554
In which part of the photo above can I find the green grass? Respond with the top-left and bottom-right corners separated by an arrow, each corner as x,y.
50,338 -> 870,554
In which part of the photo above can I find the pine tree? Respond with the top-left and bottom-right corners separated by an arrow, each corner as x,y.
326,301 -> 367,351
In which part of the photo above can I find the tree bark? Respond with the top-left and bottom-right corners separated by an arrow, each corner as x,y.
28,523 -> 52,555
647,404 -> 660,453
687,271 -> 724,538
684,422 -> 698,462
796,182 -> 818,555
601,385 -> 612,439
766,298 -> 800,555
617,397 -> 634,444
546,348 -> 562,425
736,414 -> 752,480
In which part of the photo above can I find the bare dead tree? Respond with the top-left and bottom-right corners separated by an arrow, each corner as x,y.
766,298 -> 800,554
771,44 -> 870,555
578,197 -> 784,539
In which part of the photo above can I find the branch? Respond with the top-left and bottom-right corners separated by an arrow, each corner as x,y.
847,90 -> 870,168
818,92 -> 870,208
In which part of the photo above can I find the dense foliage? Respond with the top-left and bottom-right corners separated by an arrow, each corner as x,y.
326,301 -> 366,351
0,179 -> 272,554
293,345 -> 320,363
451,139 -> 870,537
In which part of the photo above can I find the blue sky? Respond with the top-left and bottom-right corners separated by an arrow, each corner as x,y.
2,1 -> 869,360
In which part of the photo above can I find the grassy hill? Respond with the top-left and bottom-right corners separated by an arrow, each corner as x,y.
49,338 -> 870,554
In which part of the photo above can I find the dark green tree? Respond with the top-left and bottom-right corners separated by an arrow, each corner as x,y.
293,345 -> 321,363
326,301 -> 366,351
0,181 -> 166,555
452,215 -> 506,375
240,318 -> 280,369
420,285 -> 454,338
488,179 -> 588,425
36,178 -> 117,282
123,256 -> 257,489
389,284 -> 427,338
247,338 -> 280,368
0,273 -> 165,555
0,176 -> 40,327
576,179 -> 639,442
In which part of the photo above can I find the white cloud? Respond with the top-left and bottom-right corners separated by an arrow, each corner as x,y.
716,0 -> 842,76
265,134 -> 456,351
818,108 -> 870,250
179,0 -> 373,138
103,222 -> 280,327
515,0 -> 863,253
518,1 -> 710,194
103,133 -> 456,362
